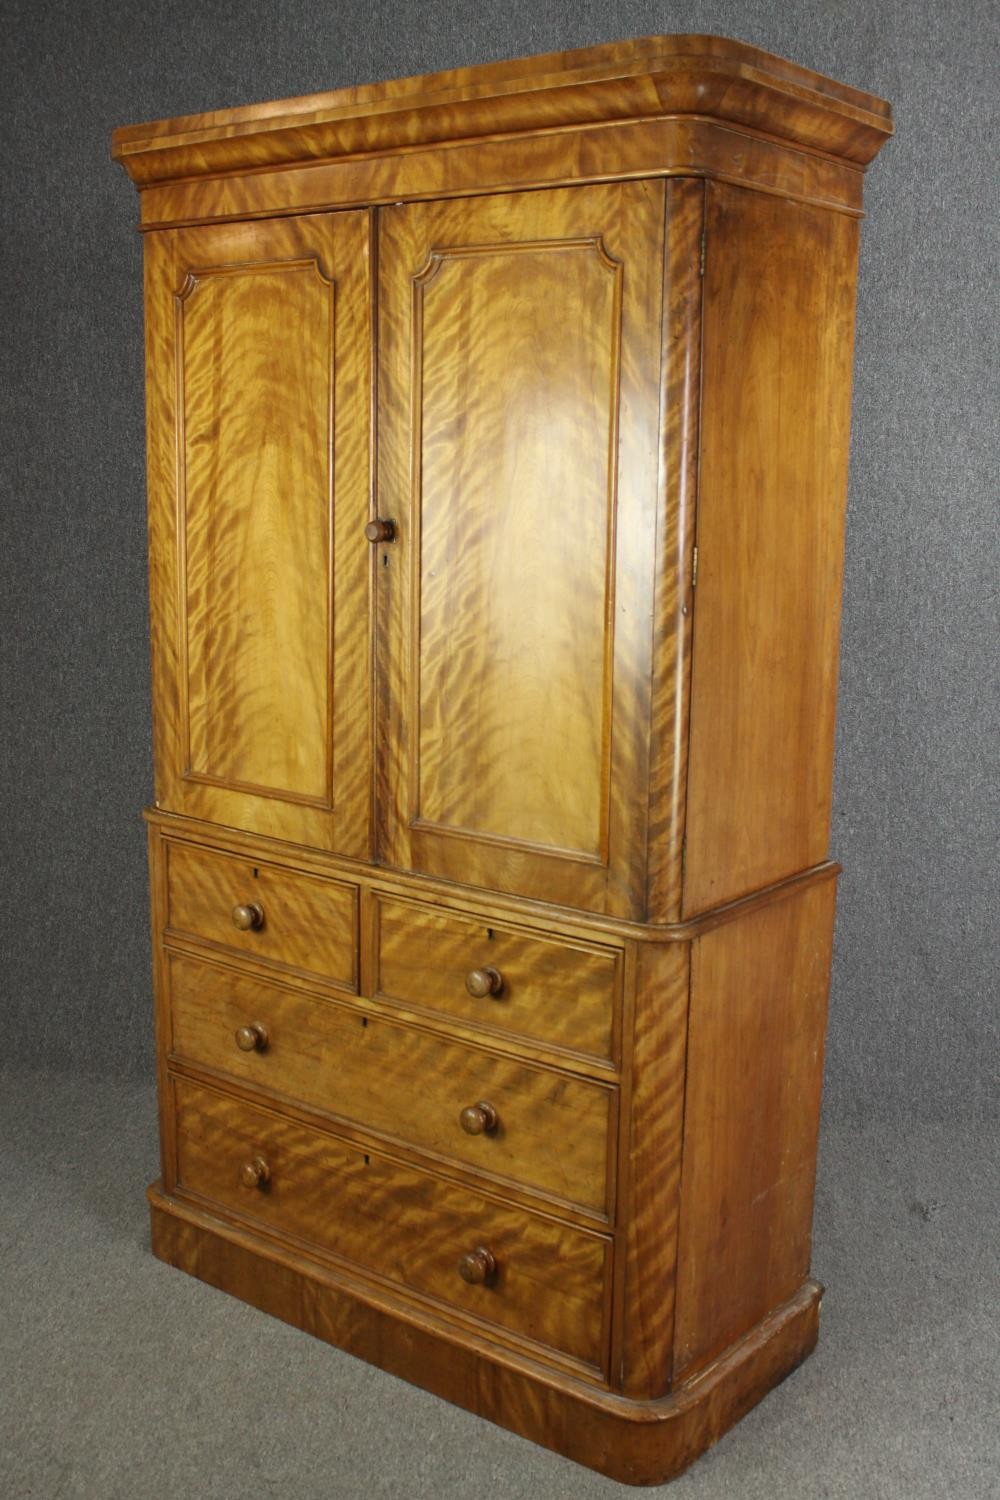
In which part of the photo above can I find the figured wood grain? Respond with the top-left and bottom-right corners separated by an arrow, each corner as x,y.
121,35 -> 893,1484
164,840 -> 358,990
672,879 -> 836,1379
377,181 -> 665,917
413,235 -> 618,860
645,179 -> 703,923
147,822 -> 179,1191
683,183 -> 860,916
147,805 -> 840,948
112,34 -> 892,187
617,940 -> 691,1397
151,1185 -> 823,1485
372,893 -> 620,1065
144,211 -> 373,855
172,1077 -> 611,1372
135,115 -> 870,233
178,256 -> 331,804
167,950 -> 613,1217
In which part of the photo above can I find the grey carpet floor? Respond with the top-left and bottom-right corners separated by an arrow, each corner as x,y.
1,1066 -> 996,1500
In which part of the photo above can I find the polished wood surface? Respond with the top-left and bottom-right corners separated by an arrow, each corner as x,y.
404,210 -> 615,858
151,1185 -> 823,1485
112,34 -> 892,188
673,880 -> 836,1378
144,211 -> 373,855
119,34 -> 891,1485
238,1154 -> 271,1189
617,940 -> 691,1398
172,1078 -> 611,1372
377,181 -> 665,916
465,966 -> 503,998
149,805 -> 839,948
166,951 -> 614,1217
459,1102 -> 499,1137
135,115 -> 872,232
372,892 -> 620,1064
164,840 -> 358,990
682,183 -> 860,916
177,249 -> 329,804
364,517 -> 396,544
233,1021 -> 268,1053
114,37 -> 890,233
644,179 -> 703,923
147,821 -> 178,1195
231,902 -> 264,932
458,1246 -> 498,1286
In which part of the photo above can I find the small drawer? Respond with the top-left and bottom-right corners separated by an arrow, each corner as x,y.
167,952 -> 614,1217
372,894 -> 621,1065
173,1077 -> 611,1373
164,840 -> 358,990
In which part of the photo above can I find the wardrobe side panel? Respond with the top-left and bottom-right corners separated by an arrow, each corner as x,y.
683,185 -> 860,916
672,878 -> 836,1378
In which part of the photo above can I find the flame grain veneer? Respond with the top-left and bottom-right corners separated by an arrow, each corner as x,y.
114,35 -> 891,1483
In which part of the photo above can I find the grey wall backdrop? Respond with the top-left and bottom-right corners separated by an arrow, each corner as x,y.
1,0 -> 996,1123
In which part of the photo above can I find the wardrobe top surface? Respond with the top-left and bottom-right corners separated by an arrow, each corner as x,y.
112,34 -> 893,187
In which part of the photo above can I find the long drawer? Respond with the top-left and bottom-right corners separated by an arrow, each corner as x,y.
164,840 -> 358,990
167,952 -> 615,1217
371,893 -> 620,1065
173,1076 -> 611,1373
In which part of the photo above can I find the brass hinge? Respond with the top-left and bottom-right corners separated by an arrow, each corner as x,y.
691,544 -> 699,588
699,231 -> 706,277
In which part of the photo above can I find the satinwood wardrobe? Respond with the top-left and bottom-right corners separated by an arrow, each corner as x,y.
112,35 -> 892,1483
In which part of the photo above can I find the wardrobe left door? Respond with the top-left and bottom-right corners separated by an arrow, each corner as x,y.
144,211 -> 374,857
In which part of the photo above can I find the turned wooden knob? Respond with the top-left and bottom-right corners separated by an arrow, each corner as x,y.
235,1022 -> 269,1053
459,1101 -> 498,1136
465,966 -> 503,998
364,517 -> 396,544
231,902 -> 264,931
239,1156 -> 271,1190
458,1246 -> 497,1286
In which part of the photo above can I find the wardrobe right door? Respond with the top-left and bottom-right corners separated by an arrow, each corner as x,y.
375,181 -> 666,919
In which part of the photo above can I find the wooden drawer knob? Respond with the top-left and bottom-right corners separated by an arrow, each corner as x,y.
232,902 -> 264,932
459,1100 -> 498,1136
364,517 -> 395,544
465,966 -> 503,998
458,1246 -> 497,1286
235,1022 -> 269,1053
239,1156 -> 271,1190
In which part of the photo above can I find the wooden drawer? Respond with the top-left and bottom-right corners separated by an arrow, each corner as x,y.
372,894 -> 620,1065
167,952 -> 614,1217
173,1076 -> 611,1373
164,840 -> 358,990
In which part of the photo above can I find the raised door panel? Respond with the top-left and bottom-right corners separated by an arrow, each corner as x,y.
144,212 -> 372,855
377,183 -> 666,917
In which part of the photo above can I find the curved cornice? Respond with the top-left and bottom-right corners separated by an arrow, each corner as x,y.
112,34 -> 893,190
